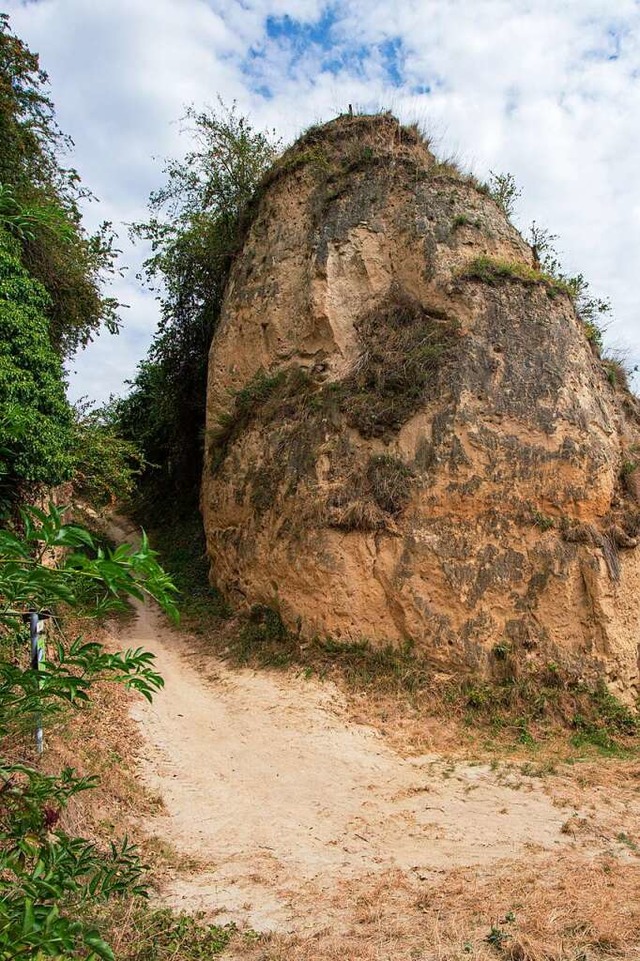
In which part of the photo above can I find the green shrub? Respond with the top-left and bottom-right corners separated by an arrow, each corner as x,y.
71,402 -> 144,509
485,170 -> 521,218
0,227 -> 73,493
0,504 -> 177,959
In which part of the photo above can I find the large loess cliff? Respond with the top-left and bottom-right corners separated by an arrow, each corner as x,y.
202,113 -> 640,697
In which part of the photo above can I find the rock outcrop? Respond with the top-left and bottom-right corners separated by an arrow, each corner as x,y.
202,113 -> 640,697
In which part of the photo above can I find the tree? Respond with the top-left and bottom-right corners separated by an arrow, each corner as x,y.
71,401 -> 143,510
486,170 -> 521,219
0,14 -> 120,356
121,102 -> 281,513
527,220 -> 611,350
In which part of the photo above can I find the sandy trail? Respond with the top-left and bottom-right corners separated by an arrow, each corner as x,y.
112,563 -> 575,933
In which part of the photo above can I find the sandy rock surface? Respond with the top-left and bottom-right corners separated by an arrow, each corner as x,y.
202,114 -> 640,696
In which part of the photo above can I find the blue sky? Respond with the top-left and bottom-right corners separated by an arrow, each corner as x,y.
4,0 -> 640,401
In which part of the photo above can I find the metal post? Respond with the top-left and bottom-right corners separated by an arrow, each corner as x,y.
28,611 -> 43,755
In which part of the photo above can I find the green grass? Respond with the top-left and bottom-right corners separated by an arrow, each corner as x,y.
95,903 -> 255,960
147,514 -> 230,632
460,673 -> 639,756
233,603 -> 298,667
452,213 -> 482,229
530,508 -> 555,532
616,832 -> 639,853
312,637 -> 430,694
460,255 -> 573,297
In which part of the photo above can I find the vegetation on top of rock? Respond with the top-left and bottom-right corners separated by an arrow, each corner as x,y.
485,170 -> 522,219
460,254 -> 572,297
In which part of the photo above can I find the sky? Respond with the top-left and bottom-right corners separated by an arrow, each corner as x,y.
5,0 -> 640,403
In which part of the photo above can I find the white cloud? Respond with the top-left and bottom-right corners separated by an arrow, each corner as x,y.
5,0 -> 640,401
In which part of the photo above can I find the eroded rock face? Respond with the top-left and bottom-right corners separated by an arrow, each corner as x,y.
202,114 -> 640,696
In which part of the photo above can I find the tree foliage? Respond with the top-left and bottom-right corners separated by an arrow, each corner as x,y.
0,227 -> 74,496
486,170 -> 521,219
71,402 -> 143,510
120,102 -> 280,513
0,504 -> 177,959
0,13 -> 120,356
0,17 -> 146,511
0,20 -> 177,956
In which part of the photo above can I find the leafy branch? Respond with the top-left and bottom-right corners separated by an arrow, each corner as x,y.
0,505 -> 177,958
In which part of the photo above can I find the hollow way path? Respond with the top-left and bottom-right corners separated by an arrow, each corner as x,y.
106,520 -> 572,934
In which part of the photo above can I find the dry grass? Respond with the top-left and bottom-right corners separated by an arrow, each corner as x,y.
325,454 -> 413,531
342,289 -> 459,440
37,619 -> 160,845
230,857 -> 640,960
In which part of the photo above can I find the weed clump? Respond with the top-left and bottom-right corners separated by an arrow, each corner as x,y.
325,493 -> 387,532
95,903 -> 240,959
367,455 -> 414,514
342,291 -> 459,439
326,454 -> 414,531
602,356 -> 632,391
314,637 -> 430,694
459,668 -> 638,754
452,213 -> 481,229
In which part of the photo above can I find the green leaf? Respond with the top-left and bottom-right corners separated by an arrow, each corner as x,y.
84,930 -> 115,960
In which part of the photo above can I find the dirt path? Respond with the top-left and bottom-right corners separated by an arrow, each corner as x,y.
114,585 -> 578,934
